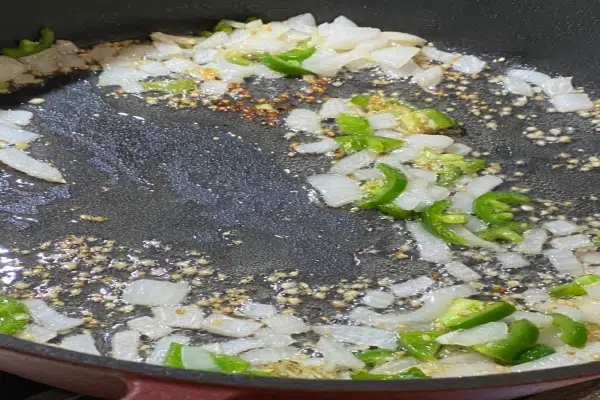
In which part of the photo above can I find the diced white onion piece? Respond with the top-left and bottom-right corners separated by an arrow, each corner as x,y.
445,261 -> 481,282
405,134 -> 454,150
181,347 -> 219,370
253,63 -> 284,79
466,175 -> 503,198
465,215 -> 488,233
146,335 -> 190,364
412,66 -> 443,88
448,226 -> 504,251
286,13 -> 317,34
552,305 -> 587,322
319,98 -> 352,120
112,330 -> 140,362
22,299 -> 83,331
127,316 -> 172,340
307,173 -> 362,207
371,46 -> 420,69
503,76 -> 533,96
201,314 -> 262,337
194,32 -> 229,50
543,220 -> 578,236
567,342 -> 600,360
388,147 -> 420,162
151,305 -> 204,329
352,168 -> 384,181
316,337 -> 365,369
496,252 -> 529,269
421,47 -> 460,64
0,110 -> 33,126
136,60 -> 171,76
521,288 -> 549,305
368,113 -> 397,130
355,37 -> 390,53
436,362 -> 502,377
382,31 -> 426,46
406,221 -> 451,263
582,252 -> 600,265
240,346 -> 298,365
98,65 -> 152,86
506,69 -> 550,86
61,334 -> 100,356
550,234 -> 591,249
544,249 -> 583,275
504,311 -> 553,328
551,93 -> 593,112
370,358 -> 418,375
0,148 -> 65,183
537,327 -> 564,348
313,324 -> 398,349
0,123 -> 39,144
348,307 -> 403,330
322,27 -> 380,50
578,298 -> 600,323
390,276 -> 435,298
151,42 -> 188,59
263,314 -> 309,334
294,138 -> 340,154
541,77 -> 575,96
0,55 -> 29,82
437,322 -> 508,346
200,80 -> 228,96
444,143 -> 472,156
330,149 -> 377,175
17,324 -> 57,343
162,58 -> 197,74
318,16 -> 358,36
452,55 -> 486,74
514,229 -> 548,255
510,353 -> 582,373
362,290 -> 394,309
381,60 -> 421,79
450,192 -> 474,214
286,109 -> 321,133
192,49 -> 218,64
374,129 -> 404,140
122,279 -> 190,306
239,302 -> 276,319
204,338 -> 258,355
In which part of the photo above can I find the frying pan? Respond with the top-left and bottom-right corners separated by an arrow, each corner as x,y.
0,0 -> 599,398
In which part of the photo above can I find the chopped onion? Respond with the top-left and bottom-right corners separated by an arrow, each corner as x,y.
448,226 -> 503,251
319,98 -> 352,120
0,55 -> 29,82
510,353 -> 582,373
496,252 -> 529,269
253,63 -> 284,79
307,173 -> 362,207
313,324 -> 398,349
286,109 -> 322,133
514,229 -> 548,255
390,276 -> 435,298
295,138 -> 339,154
506,69 -> 550,86
537,327 -> 567,348
465,215 -> 488,232
151,305 -> 204,329
316,337 -> 365,369
421,47 -> 460,64
127,316 -> 172,339
551,93 -> 593,112
437,322 -> 508,346
239,302 -> 277,319
201,314 -> 262,337
406,221 -> 451,263
445,143 -> 472,156
521,288 -> 550,305
552,305 -> 586,322
450,192 -> 474,214
352,168 -> 384,181
578,298 -> 600,324
374,129 -> 404,140
436,362 -> 501,377
348,307 -> 402,330
0,110 -> 33,126
192,49 -> 218,65
568,342 -> 600,361
98,65 -> 152,87
146,335 -> 190,364
0,123 -> 39,143
369,358 -> 418,375
112,330 -> 140,362
362,290 -> 394,309
381,60 -> 420,79
263,314 -> 309,334
541,77 -> 575,96
503,76 -> 533,96
286,13 -> 317,34
322,27 -> 381,50
122,279 -> 190,306
355,37 -> 390,53
330,149 -> 377,175
61,334 -> 100,356
439,352 -> 497,365
22,299 -> 83,331
201,81 -> 228,96
544,249 -> 583,274
194,32 -> 229,50
181,347 -> 219,370
254,328 -> 297,345
412,66 -> 443,88
543,220 -> 578,236
17,324 -> 57,343
382,31 -> 426,46
371,46 -> 420,69
504,311 -> 553,328
240,346 -> 298,365
368,113 -> 397,130
581,252 -> 600,265
135,60 -> 171,76
452,55 -> 486,74
405,134 -> 453,150
465,175 -> 503,198
203,338 -> 259,355
550,234 -> 591,249
0,148 -> 65,183
445,261 -> 481,282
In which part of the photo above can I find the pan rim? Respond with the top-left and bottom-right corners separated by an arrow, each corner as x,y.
1,334 -> 598,392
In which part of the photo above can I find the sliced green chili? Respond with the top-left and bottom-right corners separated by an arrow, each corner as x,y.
414,150 -> 486,187
472,319 -> 539,364
351,367 -> 429,380
420,200 -> 468,245
350,94 -> 372,107
397,108 -> 457,134
0,82 -> 9,90
3,27 -> 55,58
476,226 -> 524,243
212,353 -> 251,373
163,343 -> 185,368
355,349 -> 398,366
575,274 -> 600,285
551,313 -> 587,348
398,331 -> 445,361
141,79 -> 196,93
336,113 -> 373,136
213,20 -> 235,34
378,203 -> 413,219
437,298 -> 516,331
358,164 -> 408,209
514,344 -> 556,365
474,191 -> 531,225
549,282 -> 587,298
261,55 -> 311,76
226,52 -> 253,66
276,45 -> 316,62
0,295 -> 29,335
